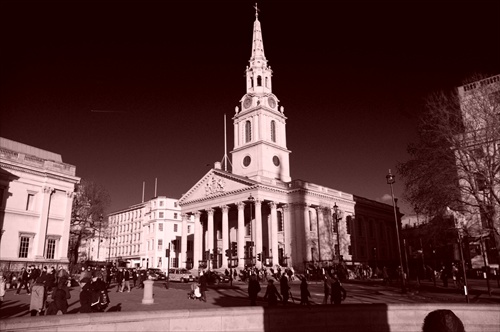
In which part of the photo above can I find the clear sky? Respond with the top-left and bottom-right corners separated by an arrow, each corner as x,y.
1,1 -> 499,215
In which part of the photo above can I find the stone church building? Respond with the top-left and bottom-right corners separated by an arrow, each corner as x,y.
179,10 -> 400,274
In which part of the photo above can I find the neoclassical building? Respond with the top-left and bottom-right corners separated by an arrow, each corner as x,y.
179,10 -> 359,273
0,137 -> 80,271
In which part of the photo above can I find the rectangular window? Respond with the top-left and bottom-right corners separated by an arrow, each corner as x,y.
277,212 -> 284,232
346,216 -> 352,234
158,239 -> 163,251
174,213 -> 178,219
171,257 -> 179,268
159,223 -> 163,231
174,224 -> 178,232
159,212 -> 164,218
160,201 -> 164,206
187,225 -> 191,233
174,202 -> 178,208
19,236 -> 30,258
26,193 -> 35,211
46,238 -> 56,259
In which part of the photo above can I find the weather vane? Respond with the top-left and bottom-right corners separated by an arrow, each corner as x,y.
254,3 -> 260,18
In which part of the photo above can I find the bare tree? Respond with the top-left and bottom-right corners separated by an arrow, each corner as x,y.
398,74 -> 500,259
68,179 -> 111,269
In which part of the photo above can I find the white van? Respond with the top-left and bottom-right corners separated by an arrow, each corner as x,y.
168,268 -> 195,283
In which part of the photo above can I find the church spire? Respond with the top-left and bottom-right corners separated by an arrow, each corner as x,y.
251,3 -> 266,64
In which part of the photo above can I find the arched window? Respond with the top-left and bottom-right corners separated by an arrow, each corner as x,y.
245,120 -> 252,143
271,120 -> 276,142
257,75 -> 262,86
265,77 -> 269,88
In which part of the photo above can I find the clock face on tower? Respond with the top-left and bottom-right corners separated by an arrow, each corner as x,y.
268,97 -> 276,108
243,97 -> 252,109
273,156 -> 280,166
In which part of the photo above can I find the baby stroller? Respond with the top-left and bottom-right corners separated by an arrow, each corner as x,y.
187,283 -> 202,300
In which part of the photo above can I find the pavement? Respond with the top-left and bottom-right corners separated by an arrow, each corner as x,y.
1,277 -> 499,319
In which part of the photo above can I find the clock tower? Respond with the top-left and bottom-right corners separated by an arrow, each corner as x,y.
231,7 -> 291,182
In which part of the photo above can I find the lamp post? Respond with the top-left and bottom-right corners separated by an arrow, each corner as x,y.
97,214 -> 103,261
386,169 -> 405,293
333,203 -> 342,262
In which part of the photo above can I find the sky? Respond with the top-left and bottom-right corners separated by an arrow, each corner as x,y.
1,0 -> 499,216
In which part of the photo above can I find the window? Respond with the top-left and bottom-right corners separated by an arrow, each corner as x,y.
174,213 -> 178,219
160,201 -> 164,206
159,223 -> 163,231
174,202 -> 178,208
187,225 -> 191,233
19,236 -> 31,258
257,75 -> 262,86
26,193 -> 35,211
174,224 -> 178,232
159,212 -> 164,218
271,120 -> 276,142
245,120 -> 252,143
346,216 -> 352,234
158,239 -> 163,251
171,257 -> 179,268
277,211 -> 283,232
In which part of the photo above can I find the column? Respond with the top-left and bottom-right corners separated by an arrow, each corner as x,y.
181,213 -> 188,268
255,200 -> 263,268
316,207 -> 323,261
237,202 -> 245,268
60,191 -> 74,262
36,186 -> 54,259
221,205 -> 229,268
193,212 -> 202,270
207,208 -> 214,259
282,204 -> 291,267
269,201 -> 279,267
303,204 -> 311,262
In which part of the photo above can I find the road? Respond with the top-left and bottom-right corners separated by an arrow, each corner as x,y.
1,277 -> 499,319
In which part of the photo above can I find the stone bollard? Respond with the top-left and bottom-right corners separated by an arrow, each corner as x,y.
142,280 -> 154,304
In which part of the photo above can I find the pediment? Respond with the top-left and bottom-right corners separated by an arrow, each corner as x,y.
179,169 -> 257,205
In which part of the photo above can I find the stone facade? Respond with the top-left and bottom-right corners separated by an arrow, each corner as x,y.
0,137 -> 80,271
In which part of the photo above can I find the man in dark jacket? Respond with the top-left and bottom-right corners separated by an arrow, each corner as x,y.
279,274 -> 290,305
198,271 -> 208,302
116,268 -> 123,292
248,274 -> 261,306
331,275 -> 347,304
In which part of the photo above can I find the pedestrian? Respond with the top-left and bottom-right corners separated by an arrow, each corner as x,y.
16,267 -> 30,295
279,274 -> 290,305
382,266 -> 390,285
29,275 -> 47,316
331,274 -> 347,304
79,277 -> 92,313
263,279 -> 282,306
139,269 -> 147,288
322,274 -> 332,304
248,274 -> 261,306
132,268 -> 138,288
79,266 -> 91,283
121,269 -> 131,292
422,309 -> 465,332
233,269 -> 238,281
0,271 -> 6,302
440,266 -> 448,288
299,276 -> 311,305
89,271 -> 109,312
198,271 -> 208,302
116,268 -> 123,292
46,279 -> 71,315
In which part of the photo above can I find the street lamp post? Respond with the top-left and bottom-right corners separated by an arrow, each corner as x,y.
97,214 -> 103,261
333,203 -> 342,262
386,169 -> 406,293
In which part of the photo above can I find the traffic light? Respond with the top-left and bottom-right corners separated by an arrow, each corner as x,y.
225,249 -> 230,257
231,241 -> 237,257
257,253 -> 261,261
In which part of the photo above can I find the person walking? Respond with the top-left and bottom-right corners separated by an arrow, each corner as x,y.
79,278 -> 92,313
198,271 -> 208,302
279,274 -> 290,305
331,275 -> 347,304
121,269 -> 131,292
322,274 -> 332,304
116,268 -> 124,292
248,274 -> 261,306
16,267 -> 30,295
440,266 -> 448,288
46,279 -> 71,315
299,276 -> 311,305
264,279 -> 282,307
89,271 -> 109,312
132,268 -> 138,288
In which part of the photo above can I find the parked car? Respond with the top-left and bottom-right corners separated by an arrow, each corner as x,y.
168,268 -> 195,283
207,271 -> 231,285
147,268 -> 167,281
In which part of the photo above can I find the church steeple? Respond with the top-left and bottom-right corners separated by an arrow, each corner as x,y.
231,4 -> 291,183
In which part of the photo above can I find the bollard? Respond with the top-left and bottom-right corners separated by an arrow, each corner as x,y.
142,280 -> 154,304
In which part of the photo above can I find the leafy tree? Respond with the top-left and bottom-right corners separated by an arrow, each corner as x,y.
398,74 -> 500,259
68,179 -> 111,269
